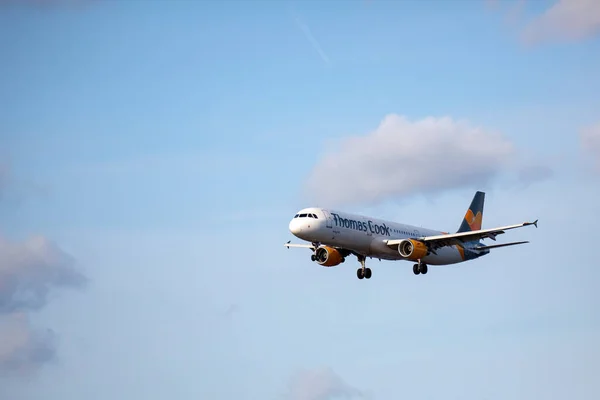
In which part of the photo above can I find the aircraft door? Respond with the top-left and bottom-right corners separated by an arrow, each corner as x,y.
322,210 -> 333,228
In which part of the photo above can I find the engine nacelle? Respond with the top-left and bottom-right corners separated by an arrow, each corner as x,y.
398,239 -> 428,261
314,245 -> 344,267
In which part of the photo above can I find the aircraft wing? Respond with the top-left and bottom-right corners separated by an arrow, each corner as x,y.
386,219 -> 538,252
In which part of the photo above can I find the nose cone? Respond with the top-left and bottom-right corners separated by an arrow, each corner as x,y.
289,219 -> 303,236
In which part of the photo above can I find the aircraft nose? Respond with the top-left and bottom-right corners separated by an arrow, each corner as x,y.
289,219 -> 302,236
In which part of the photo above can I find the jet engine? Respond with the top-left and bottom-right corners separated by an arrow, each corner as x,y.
398,239 -> 428,261
314,245 -> 345,267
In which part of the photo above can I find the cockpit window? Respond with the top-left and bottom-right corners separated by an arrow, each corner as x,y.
295,213 -> 319,218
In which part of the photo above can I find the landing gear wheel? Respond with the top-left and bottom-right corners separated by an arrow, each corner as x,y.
311,255 -> 316,262
420,264 -> 428,274
413,264 -> 420,275
356,255 -> 371,280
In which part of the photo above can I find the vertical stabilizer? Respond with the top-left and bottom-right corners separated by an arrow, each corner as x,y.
457,191 -> 485,233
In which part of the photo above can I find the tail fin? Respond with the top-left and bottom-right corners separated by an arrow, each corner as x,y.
457,191 -> 485,233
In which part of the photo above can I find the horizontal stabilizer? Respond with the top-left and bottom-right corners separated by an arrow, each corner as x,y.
284,241 -> 315,250
474,241 -> 529,250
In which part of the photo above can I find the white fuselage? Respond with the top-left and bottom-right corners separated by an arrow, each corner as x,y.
288,207 -> 486,265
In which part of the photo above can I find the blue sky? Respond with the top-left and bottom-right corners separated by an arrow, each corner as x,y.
1,0 -> 599,399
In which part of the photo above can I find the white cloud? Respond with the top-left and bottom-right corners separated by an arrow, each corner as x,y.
0,163 -> 84,378
285,367 -> 367,400
0,235 -> 87,314
0,233 -> 86,377
521,0 -> 600,44
581,121 -> 600,171
0,314 -> 57,377
303,114 -> 528,207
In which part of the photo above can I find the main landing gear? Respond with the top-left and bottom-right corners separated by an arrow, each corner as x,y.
310,242 -> 320,262
413,261 -> 428,275
356,255 -> 372,280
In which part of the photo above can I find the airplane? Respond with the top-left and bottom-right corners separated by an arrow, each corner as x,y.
284,191 -> 538,279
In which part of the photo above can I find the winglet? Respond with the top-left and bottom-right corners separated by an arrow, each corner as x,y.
524,219 -> 538,228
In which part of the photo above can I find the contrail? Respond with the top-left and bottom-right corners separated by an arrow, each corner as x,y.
294,16 -> 331,66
